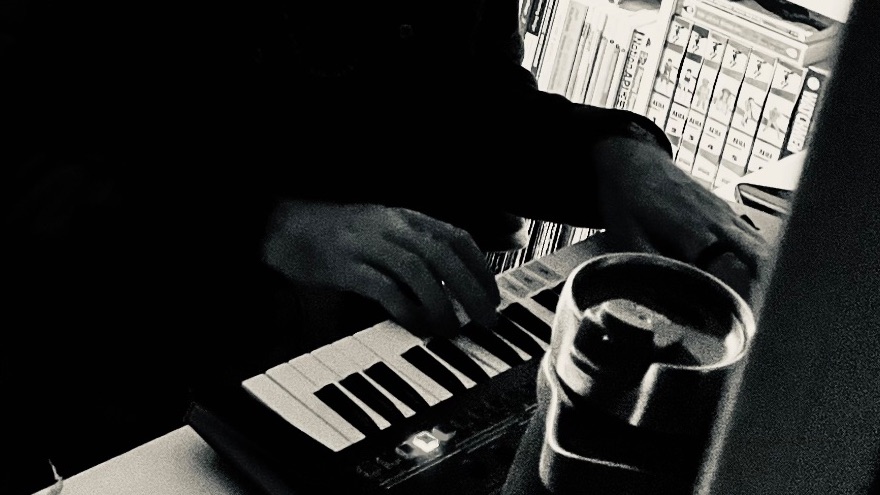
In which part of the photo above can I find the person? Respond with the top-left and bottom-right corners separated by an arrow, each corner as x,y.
2,1 -> 769,493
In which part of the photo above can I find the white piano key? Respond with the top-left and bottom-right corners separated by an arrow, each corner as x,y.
242,374 -> 354,452
354,322 -> 451,404
449,335 -> 509,376
314,337 -> 415,419
289,354 -> 338,387
264,363 -> 366,443
312,337 -> 365,377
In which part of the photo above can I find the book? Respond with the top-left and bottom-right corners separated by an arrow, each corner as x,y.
520,0 -> 540,70
565,6 -> 599,102
587,33 -> 619,105
535,0 -> 573,89
666,24 -> 711,156
645,15 -> 693,127
523,0 -> 561,76
682,0 -> 838,67
604,38 -> 630,107
542,0 -> 595,95
627,20 -> 660,114
676,28 -> 729,173
747,59 -> 807,171
598,7 -> 657,108
780,61 -> 832,158
698,0 -> 841,44
568,3 -> 611,102
613,29 -> 648,110
673,24 -> 711,107
715,46 -> 776,189
583,13 -> 613,103
653,15 -> 693,98
690,38 -> 751,187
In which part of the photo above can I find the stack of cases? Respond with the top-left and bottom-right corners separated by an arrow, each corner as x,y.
643,0 -> 839,189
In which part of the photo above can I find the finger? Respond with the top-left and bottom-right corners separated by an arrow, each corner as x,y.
342,262 -> 429,336
393,210 -> 500,322
397,208 -> 500,302
359,241 -> 462,337
392,230 -> 497,331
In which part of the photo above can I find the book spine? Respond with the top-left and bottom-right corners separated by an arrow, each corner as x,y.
545,0 -> 593,95
666,24 -> 711,158
780,64 -> 831,158
590,39 -> 620,107
605,40 -> 630,108
568,4 -> 602,103
747,60 -> 807,171
645,15 -> 693,128
535,0 -> 571,88
676,28 -> 729,173
601,10 -> 641,108
628,20 -> 659,114
714,47 -> 777,189
520,0 -> 541,71
614,29 -> 647,110
582,11 -> 612,105
520,0 -> 555,75
564,11 -> 595,101
690,38 -> 751,188
574,8 -> 609,103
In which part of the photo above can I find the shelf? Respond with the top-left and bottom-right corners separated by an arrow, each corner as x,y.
786,0 -> 851,24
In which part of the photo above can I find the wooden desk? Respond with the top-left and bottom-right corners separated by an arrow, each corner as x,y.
33,427 -> 251,495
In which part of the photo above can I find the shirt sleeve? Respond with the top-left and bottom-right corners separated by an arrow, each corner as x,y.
468,0 -> 674,229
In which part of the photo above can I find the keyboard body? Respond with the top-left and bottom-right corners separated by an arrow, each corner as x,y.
187,204 -> 782,495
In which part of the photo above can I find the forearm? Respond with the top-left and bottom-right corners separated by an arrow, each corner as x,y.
470,0 -> 674,228
469,68 -> 673,228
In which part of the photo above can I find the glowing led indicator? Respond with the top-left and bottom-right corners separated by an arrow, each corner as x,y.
412,431 -> 440,453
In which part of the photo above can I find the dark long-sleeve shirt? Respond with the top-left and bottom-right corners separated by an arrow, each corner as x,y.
2,1 -> 670,492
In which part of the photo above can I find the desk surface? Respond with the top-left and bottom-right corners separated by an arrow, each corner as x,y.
35,203 -> 783,495
33,427 -> 250,495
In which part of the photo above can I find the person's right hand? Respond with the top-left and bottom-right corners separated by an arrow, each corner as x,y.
262,200 -> 501,337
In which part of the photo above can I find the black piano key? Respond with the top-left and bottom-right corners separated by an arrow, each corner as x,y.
501,302 -> 552,344
461,321 -> 526,367
314,384 -> 381,436
425,338 -> 491,384
364,362 -> 432,413
339,373 -> 407,424
493,316 -> 546,358
531,288 -> 561,313
401,346 -> 467,394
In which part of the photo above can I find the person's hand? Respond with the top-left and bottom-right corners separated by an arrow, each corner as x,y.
262,200 -> 501,337
590,137 -> 773,301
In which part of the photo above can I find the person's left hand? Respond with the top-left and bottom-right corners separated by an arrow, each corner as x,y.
589,136 -> 773,301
